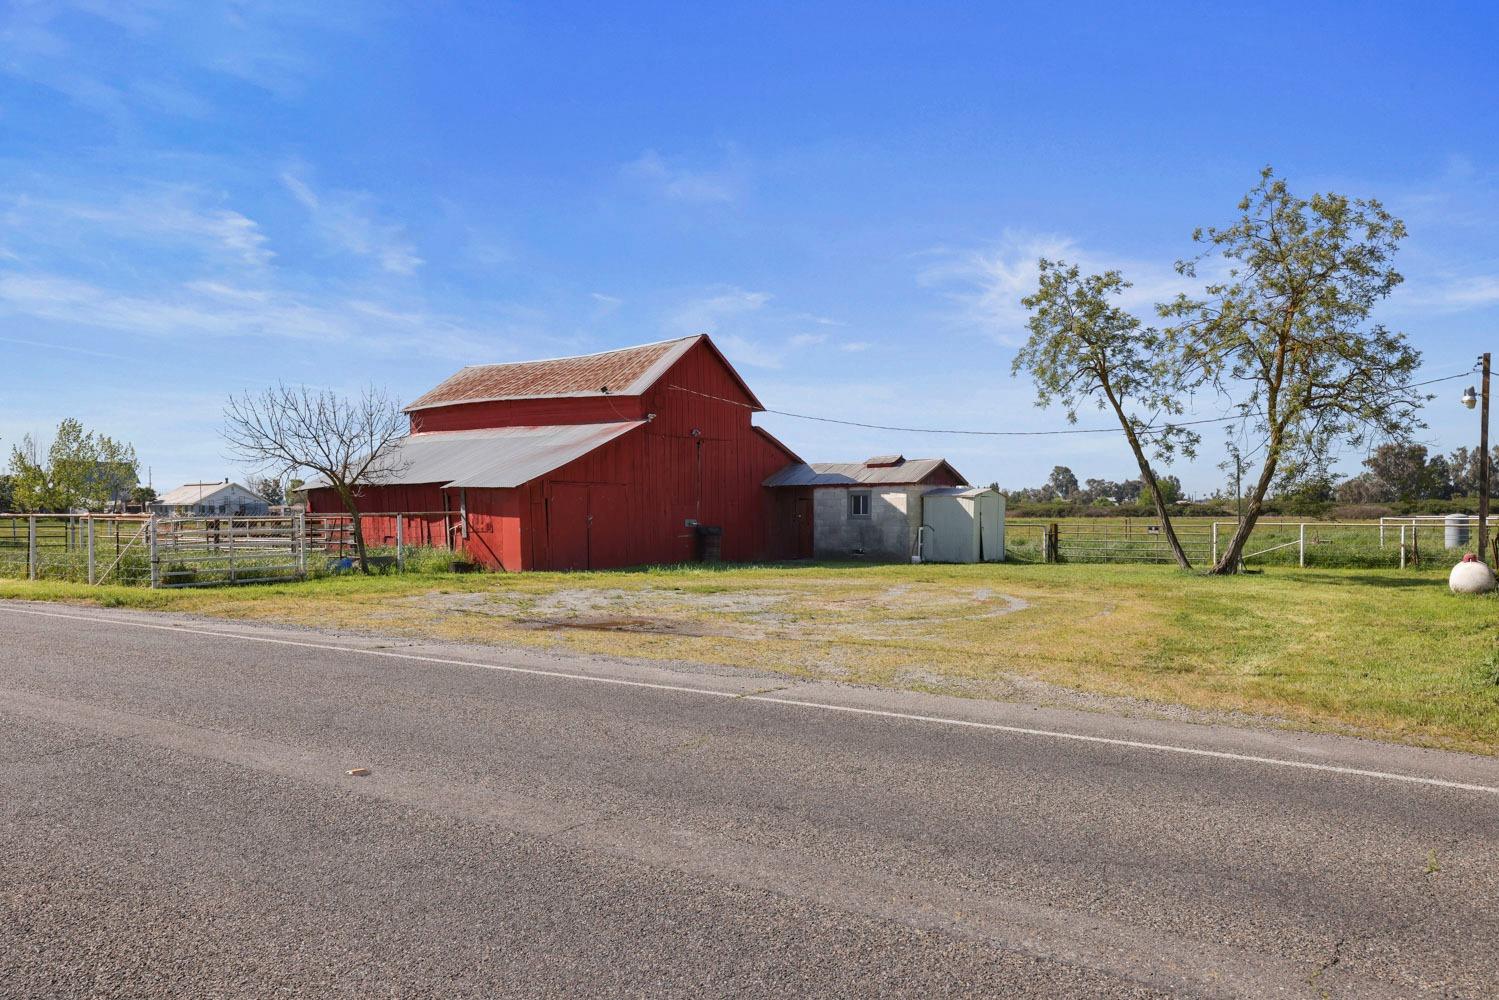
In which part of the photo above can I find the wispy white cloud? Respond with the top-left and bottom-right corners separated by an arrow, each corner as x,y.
2,187 -> 274,269
623,149 -> 745,204
281,169 -> 422,275
917,230 -> 1204,345
0,271 -> 505,362
1393,272 -> 1499,313
667,286 -> 771,334
0,1 -> 374,123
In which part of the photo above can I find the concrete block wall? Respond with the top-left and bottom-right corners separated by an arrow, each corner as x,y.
812,486 -> 925,560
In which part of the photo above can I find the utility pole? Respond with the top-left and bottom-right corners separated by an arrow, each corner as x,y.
1480,352 -> 1491,565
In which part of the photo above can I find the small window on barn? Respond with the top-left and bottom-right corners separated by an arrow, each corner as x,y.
849,491 -> 872,519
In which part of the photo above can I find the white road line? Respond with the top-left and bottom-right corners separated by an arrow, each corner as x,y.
4,603 -> 1497,796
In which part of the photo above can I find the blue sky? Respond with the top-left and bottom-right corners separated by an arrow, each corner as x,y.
2,2 -> 1497,495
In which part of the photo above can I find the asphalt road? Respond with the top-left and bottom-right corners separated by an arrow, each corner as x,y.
2,601 -> 1497,999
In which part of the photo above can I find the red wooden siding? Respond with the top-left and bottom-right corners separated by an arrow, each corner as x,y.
309,337 -> 804,572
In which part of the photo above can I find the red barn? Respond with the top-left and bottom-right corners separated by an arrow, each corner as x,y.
307,334 -> 809,571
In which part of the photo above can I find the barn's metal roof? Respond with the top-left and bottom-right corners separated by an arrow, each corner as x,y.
764,458 -> 966,487
349,422 -> 646,490
403,334 -> 763,413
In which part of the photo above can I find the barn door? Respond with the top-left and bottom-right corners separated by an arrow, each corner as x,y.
546,484 -> 591,571
793,497 -> 813,558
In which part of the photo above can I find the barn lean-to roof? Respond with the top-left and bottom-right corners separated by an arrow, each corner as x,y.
403,334 -> 763,413
763,457 -> 967,488
304,423 -> 648,492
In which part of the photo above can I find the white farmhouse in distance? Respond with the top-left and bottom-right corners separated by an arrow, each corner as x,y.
151,480 -> 270,517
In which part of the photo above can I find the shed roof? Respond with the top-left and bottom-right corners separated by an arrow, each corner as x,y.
923,486 -> 999,498
341,422 -> 646,491
764,458 -> 966,487
156,482 -> 255,505
403,334 -> 762,412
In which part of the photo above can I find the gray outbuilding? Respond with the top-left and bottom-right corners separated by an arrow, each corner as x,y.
764,455 -> 1003,563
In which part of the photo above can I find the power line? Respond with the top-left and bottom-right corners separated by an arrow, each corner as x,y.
668,364 -> 1477,440
668,385 -> 1236,437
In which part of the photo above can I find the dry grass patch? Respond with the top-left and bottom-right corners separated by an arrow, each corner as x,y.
2,561 -> 1495,752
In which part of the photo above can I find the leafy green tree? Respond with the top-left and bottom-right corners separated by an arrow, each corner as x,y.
1448,446 -> 1499,498
1162,168 -> 1423,573
0,474 -> 13,513
1017,260 -> 1198,569
1045,465 -> 1079,500
128,485 -> 158,507
252,476 -> 285,506
7,419 -> 139,512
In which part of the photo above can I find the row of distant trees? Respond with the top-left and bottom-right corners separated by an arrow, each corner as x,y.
1007,443 -> 1499,513
0,418 -> 304,514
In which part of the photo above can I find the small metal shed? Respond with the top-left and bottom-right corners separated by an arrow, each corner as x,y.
920,487 -> 1005,563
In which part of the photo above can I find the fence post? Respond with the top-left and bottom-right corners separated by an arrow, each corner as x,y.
295,513 -> 307,578
1399,524 -> 1406,570
148,516 -> 160,589
1298,522 -> 1305,568
87,516 -> 96,585
28,515 -> 37,580
1211,522 -> 1219,567
227,516 -> 235,584
396,513 -> 405,572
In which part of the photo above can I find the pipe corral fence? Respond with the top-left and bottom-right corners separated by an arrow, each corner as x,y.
0,512 -> 1490,585
0,511 -> 464,588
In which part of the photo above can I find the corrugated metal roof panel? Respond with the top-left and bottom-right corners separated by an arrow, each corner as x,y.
352,422 -> 645,490
156,482 -> 249,505
404,336 -> 701,412
923,486 -> 996,498
764,459 -> 963,487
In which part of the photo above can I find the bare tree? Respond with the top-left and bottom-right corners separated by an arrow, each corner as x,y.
223,384 -> 406,572
1016,260 -> 1199,569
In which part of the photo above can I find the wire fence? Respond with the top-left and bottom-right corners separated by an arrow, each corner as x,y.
1,511 -> 1489,585
1004,517 -> 1491,568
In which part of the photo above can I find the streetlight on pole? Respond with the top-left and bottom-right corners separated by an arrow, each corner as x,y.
1461,351 -> 1491,564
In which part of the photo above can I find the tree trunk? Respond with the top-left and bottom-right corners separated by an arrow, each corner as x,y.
335,484 -> 370,573
1102,385 -> 1193,570
1208,436 -> 1282,574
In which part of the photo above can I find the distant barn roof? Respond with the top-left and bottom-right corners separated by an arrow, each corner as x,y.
156,481 -> 254,505
404,334 -> 762,412
764,458 -> 966,487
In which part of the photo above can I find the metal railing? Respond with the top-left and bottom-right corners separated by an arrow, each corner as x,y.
1005,518 -> 1483,568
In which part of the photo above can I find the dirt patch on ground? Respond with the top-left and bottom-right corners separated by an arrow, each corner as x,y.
401,584 -> 1031,643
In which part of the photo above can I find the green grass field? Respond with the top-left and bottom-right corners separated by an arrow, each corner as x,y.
3,560 -> 1495,754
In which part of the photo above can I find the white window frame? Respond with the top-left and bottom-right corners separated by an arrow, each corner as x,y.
848,490 -> 872,519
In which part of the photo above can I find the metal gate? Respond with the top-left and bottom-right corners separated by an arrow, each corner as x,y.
150,515 -> 307,588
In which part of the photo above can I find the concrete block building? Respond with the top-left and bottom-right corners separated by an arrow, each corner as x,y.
766,455 -> 1001,562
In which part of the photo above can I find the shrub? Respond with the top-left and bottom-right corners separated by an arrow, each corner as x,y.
1329,504 -> 1395,521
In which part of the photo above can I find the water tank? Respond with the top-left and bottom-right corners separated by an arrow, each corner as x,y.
1445,514 -> 1472,550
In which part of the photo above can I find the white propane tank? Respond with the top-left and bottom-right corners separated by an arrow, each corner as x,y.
1449,556 -> 1497,595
